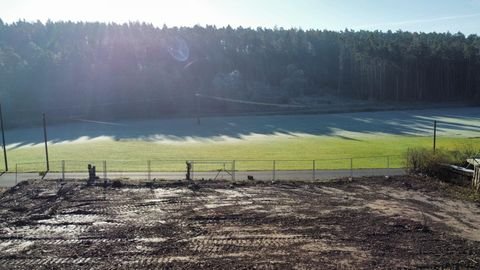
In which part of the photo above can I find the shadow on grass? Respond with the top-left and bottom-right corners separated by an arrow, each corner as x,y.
4,107 -> 480,150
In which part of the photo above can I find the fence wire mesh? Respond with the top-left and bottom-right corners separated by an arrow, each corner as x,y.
11,155 -> 405,182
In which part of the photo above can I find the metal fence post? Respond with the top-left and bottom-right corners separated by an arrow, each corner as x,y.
15,163 -> 17,185
433,120 -> 437,153
61,160 -> 65,182
350,158 -> 353,178
273,160 -> 276,181
312,160 -> 316,181
232,160 -> 235,181
191,161 -> 194,180
103,160 -> 107,181
147,160 -> 151,181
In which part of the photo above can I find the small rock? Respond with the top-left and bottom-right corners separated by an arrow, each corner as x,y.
403,182 -> 413,189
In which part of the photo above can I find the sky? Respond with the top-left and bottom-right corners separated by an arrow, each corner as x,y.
0,0 -> 480,34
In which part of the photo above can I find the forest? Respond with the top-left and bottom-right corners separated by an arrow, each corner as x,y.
0,20 -> 479,126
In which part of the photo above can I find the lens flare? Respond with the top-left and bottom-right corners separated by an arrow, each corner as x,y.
168,37 -> 189,62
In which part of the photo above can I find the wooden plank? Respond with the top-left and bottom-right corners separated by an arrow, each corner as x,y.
477,167 -> 480,192
467,159 -> 480,166
474,167 -> 480,192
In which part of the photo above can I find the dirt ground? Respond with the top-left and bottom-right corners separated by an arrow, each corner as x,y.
0,176 -> 479,269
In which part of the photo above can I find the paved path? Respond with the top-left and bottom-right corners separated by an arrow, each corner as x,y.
0,169 -> 405,187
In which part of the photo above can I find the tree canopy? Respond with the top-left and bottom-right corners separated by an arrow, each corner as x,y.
0,21 -> 479,127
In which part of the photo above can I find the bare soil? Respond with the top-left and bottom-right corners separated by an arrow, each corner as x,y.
0,176 -> 479,269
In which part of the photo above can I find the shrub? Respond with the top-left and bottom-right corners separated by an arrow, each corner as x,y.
406,146 -> 479,181
450,144 -> 480,166
405,148 -> 452,176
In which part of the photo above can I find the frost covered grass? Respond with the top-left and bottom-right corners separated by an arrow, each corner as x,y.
5,134 -> 479,171
4,107 -> 480,171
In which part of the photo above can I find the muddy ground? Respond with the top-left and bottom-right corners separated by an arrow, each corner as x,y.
0,176 -> 479,269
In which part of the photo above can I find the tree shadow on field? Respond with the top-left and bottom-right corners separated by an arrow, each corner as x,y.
4,107 -> 480,149
335,135 -> 363,141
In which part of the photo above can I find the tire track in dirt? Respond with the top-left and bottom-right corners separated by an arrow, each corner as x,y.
187,234 -> 313,254
0,257 -> 94,267
0,238 -> 135,245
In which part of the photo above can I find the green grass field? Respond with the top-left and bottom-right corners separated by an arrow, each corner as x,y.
6,134 -> 480,172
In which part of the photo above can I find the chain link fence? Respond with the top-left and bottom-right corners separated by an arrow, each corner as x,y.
10,155 -> 405,183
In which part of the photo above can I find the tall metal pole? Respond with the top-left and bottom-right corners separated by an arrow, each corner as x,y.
61,160 -> 65,182
0,103 -> 7,171
43,113 -> 49,171
273,160 -> 276,181
312,160 -> 316,181
433,120 -> 437,154
147,160 -> 151,182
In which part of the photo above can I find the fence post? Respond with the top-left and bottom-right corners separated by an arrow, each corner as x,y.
387,156 -> 390,169
15,163 -> 17,185
103,160 -> 107,181
474,166 -> 479,192
232,160 -> 235,181
433,120 -> 437,153
191,161 -> 194,180
350,158 -> 353,178
147,160 -> 151,181
312,160 -> 316,181
61,160 -> 65,182
273,160 -> 276,181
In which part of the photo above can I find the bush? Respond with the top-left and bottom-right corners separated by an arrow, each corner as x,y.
450,144 -> 480,166
406,146 -> 479,179
406,148 -> 452,176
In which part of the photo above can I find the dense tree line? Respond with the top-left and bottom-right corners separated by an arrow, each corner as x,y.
0,20 -> 479,126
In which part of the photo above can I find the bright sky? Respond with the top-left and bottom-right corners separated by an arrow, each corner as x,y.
1,0 -> 480,34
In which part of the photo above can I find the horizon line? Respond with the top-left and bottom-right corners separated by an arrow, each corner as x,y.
0,17 -> 478,35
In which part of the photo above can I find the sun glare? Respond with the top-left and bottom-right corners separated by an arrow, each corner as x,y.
3,0 -> 214,26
